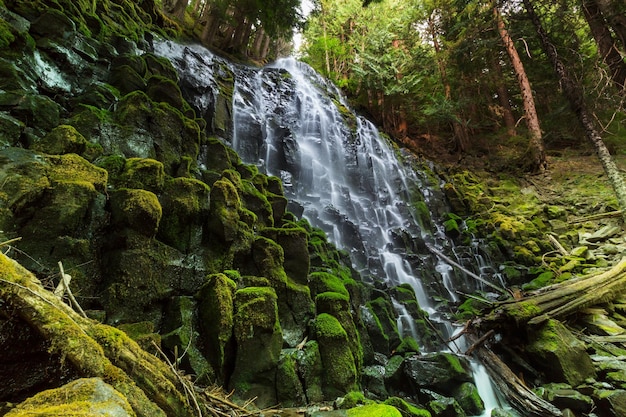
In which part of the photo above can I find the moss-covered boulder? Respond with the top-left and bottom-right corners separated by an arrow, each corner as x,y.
276,349 -> 307,407
260,226 -> 310,285
363,296 -> 401,355
196,273 -> 236,383
403,352 -> 473,394
157,177 -> 210,252
161,296 -> 214,384
526,319 -> 596,386
31,124 -> 87,155
313,313 -> 359,399
316,291 -> 363,373
384,397 -> 431,417
230,286 -> 282,406
249,235 -> 315,346
452,382 -> 484,416
296,340 -> 325,403
346,403 -> 402,417
110,188 -> 162,237
208,177 -> 241,242
5,378 -> 135,417
117,158 -> 165,193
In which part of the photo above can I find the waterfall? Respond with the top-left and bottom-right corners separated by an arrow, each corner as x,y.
153,39 -> 501,414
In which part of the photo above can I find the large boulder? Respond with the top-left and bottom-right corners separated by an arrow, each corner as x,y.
526,319 -> 596,386
5,378 -> 135,417
313,313 -> 359,399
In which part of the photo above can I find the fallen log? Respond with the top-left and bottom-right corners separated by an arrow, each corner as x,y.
485,257 -> 626,326
466,333 -> 562,417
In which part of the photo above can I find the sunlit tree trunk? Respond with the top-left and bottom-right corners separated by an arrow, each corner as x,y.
495,6 -> 546,172
524,0 -> 626,224
582,0 -> 626,91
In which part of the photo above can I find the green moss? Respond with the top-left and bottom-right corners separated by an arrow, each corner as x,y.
339,391 -> 369,409
522,271 -> 555,291
47,153 -> 108,193
4,378 -> 134,417
118,158 -> 165,192
309,271 -> 349,298
507,300 -> 541,323
396,336 -> 420,355
347,404 -> 402,417
32,124 -> 87,155
313,313 -> 358,398
110,188 -> 162,236
384,397 -> 431,417
197,273 -> 236,381
158,177 -> 210,252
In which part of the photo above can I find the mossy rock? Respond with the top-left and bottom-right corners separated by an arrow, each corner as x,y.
13,93 -> 61,134
110,188 -> 162,237
109,64 -> 147,96
296,340 -> 325,403
453,382 -> 484,415
0,111 -> 24,147
260,227 -> 310,285
197,273 -> 236,382
403,352 -> 472,394
117,158 -> 165,193
526,319 -> 596,386
208,177 -> 241,242
31,125 -> 87,155
312,313 -> 358,399
316,291 -> 363,373
309,271 -> 350,299
346,404 -> 402,417
230,286 -> 282,406
364,296 -> 401,355
198,136 -> 235,181
383,397 -> 431,417
4,378 -> 135,417
161,296 -> 214,385
158,176 -> 210,252
276,349 -> 307,407
145,74 -> 185,110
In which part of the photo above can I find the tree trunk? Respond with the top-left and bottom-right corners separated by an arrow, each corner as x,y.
597,0 -> 626,51
493,58 -> 517,136
582,0 -> 626,91
524,0 -> 626,224
495,6 -> 546,172
484,257 -> 626,327
428,16 -> 470,152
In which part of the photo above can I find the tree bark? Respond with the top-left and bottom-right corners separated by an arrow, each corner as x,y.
484,257 -> 626,327
523,0 -> 626,224
493,58 -> 518,137
582,0 -> 626,92
495,6 -> 546,172
428,15 -> 470,152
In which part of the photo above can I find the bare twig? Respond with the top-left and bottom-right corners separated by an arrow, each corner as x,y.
57,261 -> 87,318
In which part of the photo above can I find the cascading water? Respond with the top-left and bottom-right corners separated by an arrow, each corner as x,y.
154,39 -> 504,415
